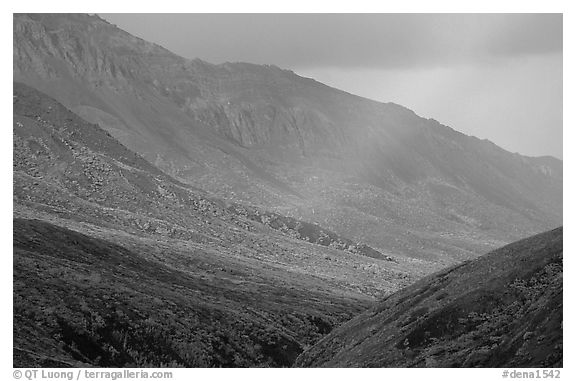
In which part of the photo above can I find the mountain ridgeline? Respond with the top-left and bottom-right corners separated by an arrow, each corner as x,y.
14,13 -> 562,264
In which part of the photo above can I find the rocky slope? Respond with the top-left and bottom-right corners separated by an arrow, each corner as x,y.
13,13 -> 562,264
13,81 -> 394,270
14,82 -> 431,367
295,227 -> 563,368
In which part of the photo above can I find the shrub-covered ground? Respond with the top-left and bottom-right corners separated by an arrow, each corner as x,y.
14,218 -> 371,367
295,227 -> 563,367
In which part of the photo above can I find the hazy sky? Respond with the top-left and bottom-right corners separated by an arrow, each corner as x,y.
100,13 -> 562,159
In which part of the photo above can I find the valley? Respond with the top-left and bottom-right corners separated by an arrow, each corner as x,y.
13,82 -> 425,367
12,13 -> 563,368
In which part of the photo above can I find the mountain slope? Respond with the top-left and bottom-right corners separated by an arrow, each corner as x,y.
294,227 -> 563,367
14,218 -> 371,367
14,82 -> 430,367
13,81 -> 411,293
13,13 -> 562,264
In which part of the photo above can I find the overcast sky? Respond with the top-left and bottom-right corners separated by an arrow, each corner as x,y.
100,13 -> 562,159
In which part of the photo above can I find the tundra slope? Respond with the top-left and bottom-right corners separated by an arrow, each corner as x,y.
14,13 -> 562,264
14,218 -> 368,367
295,227 -> 563,368
14,83 -> 424,367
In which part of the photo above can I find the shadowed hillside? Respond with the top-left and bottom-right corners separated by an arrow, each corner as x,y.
14,218 -> 372,367
295,228 -> 563,368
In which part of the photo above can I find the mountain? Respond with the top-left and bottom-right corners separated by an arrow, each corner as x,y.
14,82 -> 429,367
295,227 -> 563,367
13,13 -> 562,265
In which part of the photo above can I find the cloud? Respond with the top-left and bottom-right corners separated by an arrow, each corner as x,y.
101,13 -> 562,69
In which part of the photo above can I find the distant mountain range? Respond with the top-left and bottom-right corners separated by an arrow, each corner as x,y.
14,13 -> 562,265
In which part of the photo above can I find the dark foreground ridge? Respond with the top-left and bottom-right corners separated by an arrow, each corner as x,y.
13,218 -> 370,367
295,227 -> 563,367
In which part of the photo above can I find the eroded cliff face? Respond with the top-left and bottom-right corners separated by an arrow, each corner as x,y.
13,13 -> 562,263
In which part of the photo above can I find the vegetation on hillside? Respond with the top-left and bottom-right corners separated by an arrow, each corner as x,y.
14,219 -> 369,367
295,228 -> 563,368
